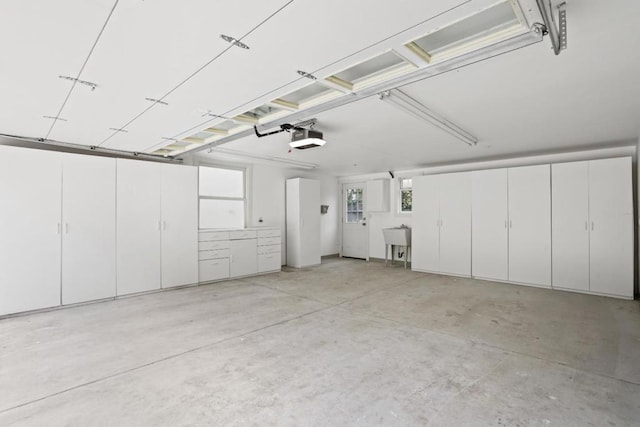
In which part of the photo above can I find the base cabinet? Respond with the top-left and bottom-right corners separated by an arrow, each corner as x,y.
199,258 -> 230,282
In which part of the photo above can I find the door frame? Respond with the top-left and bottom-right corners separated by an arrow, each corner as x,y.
340,182 -> 370,261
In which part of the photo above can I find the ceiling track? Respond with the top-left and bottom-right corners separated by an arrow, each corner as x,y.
191,28 -> 543,154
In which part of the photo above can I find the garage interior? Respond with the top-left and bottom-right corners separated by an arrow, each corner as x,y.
1,1 -> 639,425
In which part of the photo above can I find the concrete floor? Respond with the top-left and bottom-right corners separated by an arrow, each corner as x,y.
1,258 -> 639,426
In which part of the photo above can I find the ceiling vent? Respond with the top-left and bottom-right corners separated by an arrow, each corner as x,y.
289,128 -> 325,150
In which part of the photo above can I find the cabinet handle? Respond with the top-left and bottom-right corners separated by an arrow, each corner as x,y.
57,223 -> 61,234
162,221 -> 167,231
441,219 -> 443,227
584,221 -> 588,231
157,220 -> 161,231
509,220 -> 512,229
65,223 -> 69,234
591,221 -> 594,231
504,220 -> 507,229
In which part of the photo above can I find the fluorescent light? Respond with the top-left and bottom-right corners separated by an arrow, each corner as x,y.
378,89 -> 477,146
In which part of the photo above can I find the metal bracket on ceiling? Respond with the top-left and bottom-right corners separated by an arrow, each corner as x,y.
536,0 -> 567,55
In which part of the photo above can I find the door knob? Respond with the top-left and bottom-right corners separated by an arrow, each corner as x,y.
362,222 -> 367,226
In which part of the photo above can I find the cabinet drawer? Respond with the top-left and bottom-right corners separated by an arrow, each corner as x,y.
199,258 -> 230,282
258,253 -> 281,273
198,240 -> 230,251
199,231 -> 230,241
199,249 -> 230,260
257,229 -> 280,238
229,230 -> 257,240
258,236 -> 281,246
257,244 -> 281,255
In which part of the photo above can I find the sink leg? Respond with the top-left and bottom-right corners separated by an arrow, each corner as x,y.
385,244 -> 388,267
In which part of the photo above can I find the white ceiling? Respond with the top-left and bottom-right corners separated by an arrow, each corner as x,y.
1,1 -> 639,176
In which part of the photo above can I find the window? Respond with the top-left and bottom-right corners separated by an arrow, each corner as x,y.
198,166 -> 245,229
345,188 -> 364,223
400,178 -> 412,212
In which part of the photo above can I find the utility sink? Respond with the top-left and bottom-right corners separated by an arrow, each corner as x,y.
382,227 -> 411,246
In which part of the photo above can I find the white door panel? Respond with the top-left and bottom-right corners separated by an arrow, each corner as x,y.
61,154 -> 116,304
0,147 -> 62,315
471,169 -> 508,281
589,158 -> 633,297
439,172 -> 471,276
508,165 -> 551,286
551,162 -> 590,291
116,159 -> 162,295
161,164 -> 198,288
412,175 -> 439,272
342,183 -> 368,259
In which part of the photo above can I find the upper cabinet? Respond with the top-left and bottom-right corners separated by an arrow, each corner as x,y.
366,179 -> 390,212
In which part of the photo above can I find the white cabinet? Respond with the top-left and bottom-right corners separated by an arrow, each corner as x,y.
552,158 -> 633,297
412,172 -> 471,276
286,178 -> 321,268
471,169 -> 509,281
551,161 -> 590,291
366,179 -> 390,212
508,165 -> 551,287
257,228 -> 282,273
160,164 -> 198,288
116,159 -> 161,295
230,238 -> 258,278
0,146 -> 62,316
61,154 -> 116,305
589,158 -> 633,297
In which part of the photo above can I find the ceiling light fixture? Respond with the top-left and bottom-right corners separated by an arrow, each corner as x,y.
378,89 -> 477,146
220,34 -> 250,50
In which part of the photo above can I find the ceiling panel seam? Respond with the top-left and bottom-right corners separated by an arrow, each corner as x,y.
45,0 -> 121,140
157,0 -> 476,150
98,0 -> 295,148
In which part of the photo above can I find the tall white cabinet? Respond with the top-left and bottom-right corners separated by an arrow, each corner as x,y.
0,147 -> 62,316
61,154 -> 116,304
286,178 -> 321,268
116,159 -> 198,294
552,158 -> 633,298
507,165 -> 551,287
412,172 -> 471,276
160,164 -> 198,288
116,159 -> 162,295
471,169 -> 509,281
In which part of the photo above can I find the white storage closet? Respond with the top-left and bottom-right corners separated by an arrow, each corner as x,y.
116,159 -> 198,296
552,158 -> 633,298
412,172 -> 471,276
286,178 -> 321,268
413,158 -> 633,299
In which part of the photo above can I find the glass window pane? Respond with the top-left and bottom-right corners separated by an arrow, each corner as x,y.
199,199 -> 244,229
401,189 -> 413,212
199,167 -> 244,198
401,178 -> 412,189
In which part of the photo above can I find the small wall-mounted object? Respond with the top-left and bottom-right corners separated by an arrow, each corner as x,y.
320,205 -> 329,214
366,179 -> 390,212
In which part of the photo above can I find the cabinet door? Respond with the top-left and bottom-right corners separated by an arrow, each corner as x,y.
551,162 -> 590,291
589,158 -> 633,297
61,154 -> 116,304
300,179 -> 321,266
439,172 -> 471,276
230,239 -> 258,277
508,165 -> 551,286
471,169 -> 508,281
411,175 -> 439,272
0,147 -> 62,315
116,159 -> 161,295
161,164 -> 198,288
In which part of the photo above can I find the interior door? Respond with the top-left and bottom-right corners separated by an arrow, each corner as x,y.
551,161 -> 590,291
342,182 -> 368,259
61,154 -> 116,304
116,159 -> 162,295
508,164 -> 551,287
411,175 -> 439,272
0,146 -> 62,315
161,164 -> 198,288
471,168 -> 508,281
439,172 -> 471,276
588,157 -> 633,297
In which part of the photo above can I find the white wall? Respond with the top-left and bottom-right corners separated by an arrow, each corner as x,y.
341,145 -> 638,263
